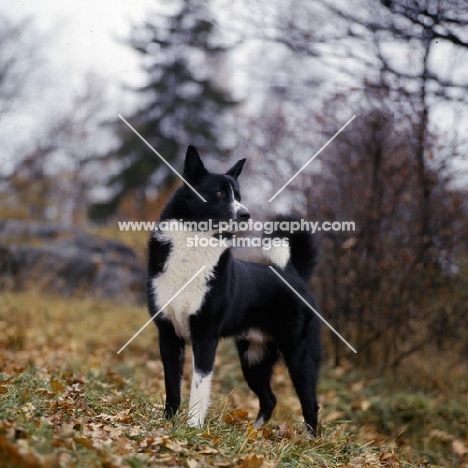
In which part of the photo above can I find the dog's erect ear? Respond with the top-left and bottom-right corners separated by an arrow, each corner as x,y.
225,158 -> 246,180
183,145 -> 208,183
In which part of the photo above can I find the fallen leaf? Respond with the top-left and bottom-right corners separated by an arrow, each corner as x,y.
240,453 -> 264,468
246,424 -> 260,442
277,424 -> 295,439
116,436 -> 134,454
198,446 -> 219,454
224,409 -> 249,424
114,409 -> 132,423
56,424 -> 74,438
161,437 -> 186,453
74,437 -> 94,450
380,451 -> 401,467
186,459 -> 199,468
261,426 -> 273,439
20,402 -> 35,416
50,378 -> 65,393
128,426 -> 142,437
364,451 -> 381,465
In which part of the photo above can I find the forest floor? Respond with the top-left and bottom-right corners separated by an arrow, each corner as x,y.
0,290 -> 466,467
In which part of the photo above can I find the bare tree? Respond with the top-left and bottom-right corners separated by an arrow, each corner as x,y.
306,82 -> 466,367
230,0 -> 468,367
316,0 -> 468,263
3,76 -> 109,225
0,14 -> 39,107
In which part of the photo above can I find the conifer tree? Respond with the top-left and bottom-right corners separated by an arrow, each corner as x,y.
91,0 -> 237,220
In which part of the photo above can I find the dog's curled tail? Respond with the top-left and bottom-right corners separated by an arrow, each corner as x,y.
263,214 -> 318,282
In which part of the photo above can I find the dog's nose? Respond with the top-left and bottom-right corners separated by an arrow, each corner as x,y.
237,208 -> 250,220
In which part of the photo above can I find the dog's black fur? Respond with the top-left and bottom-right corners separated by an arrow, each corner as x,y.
147,146 -> 321,435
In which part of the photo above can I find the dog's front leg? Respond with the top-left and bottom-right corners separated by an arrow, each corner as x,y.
187,337 -> 218,427
157,320 -> 186,419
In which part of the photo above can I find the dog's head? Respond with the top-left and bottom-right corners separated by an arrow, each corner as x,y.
161,146 -> 250,224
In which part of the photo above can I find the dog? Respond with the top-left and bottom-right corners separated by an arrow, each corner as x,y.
147,145 -> 321,436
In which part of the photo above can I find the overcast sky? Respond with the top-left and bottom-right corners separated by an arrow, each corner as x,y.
2,0 -> 467,187
1,0 -> 258,159
1,0 -> 151,157
4,0 -> 147,82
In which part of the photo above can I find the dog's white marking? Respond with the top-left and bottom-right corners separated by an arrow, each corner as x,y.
188,367 -> 213,427
263,243 -> 290,269
151,226 -> 229,341
244,328 -> 269,366
230,186 -> 248,219
252,416 -> 265,429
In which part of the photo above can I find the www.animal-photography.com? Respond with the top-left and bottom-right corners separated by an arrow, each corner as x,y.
1,1 -> 467,467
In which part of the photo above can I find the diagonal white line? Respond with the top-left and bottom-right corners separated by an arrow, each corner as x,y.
268,115 -> 356,202
268,266 -> 357,353
117,266 -> 206,354
118,114 -> 207,203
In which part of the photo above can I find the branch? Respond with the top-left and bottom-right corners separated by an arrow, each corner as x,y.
381,0 -> 468,47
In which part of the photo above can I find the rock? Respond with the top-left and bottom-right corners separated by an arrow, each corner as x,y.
0,219 -> 65,242
0,219 -> 145,303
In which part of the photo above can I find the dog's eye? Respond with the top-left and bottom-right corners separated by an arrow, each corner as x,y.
215,190 -> 224,197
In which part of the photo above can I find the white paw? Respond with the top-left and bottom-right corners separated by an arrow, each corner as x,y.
252,416 -> 265,430
187,414 -> 203,428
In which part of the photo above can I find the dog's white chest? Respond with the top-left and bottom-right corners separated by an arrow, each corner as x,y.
151,229 -> 227,341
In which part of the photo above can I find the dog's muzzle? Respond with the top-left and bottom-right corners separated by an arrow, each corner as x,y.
233,198 -> 250,221
236,207 -> 250,221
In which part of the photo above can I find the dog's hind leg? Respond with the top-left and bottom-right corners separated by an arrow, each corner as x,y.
236,339 -> 279,429
157,320 -> 185,419
280,313 -> 321,437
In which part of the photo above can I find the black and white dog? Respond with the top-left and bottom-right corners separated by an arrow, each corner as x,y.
147,146 -> 321,436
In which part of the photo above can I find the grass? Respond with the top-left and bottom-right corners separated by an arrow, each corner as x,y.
0,290 -> 466,467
